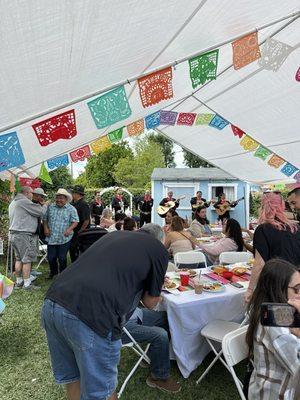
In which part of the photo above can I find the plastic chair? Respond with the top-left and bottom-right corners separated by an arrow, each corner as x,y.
174,251 -> 207,269
219,252 -> 251,265
36,240 -> 48,269
196,316 -> 248,386
118,327 -> 150,398
222,326 -> 249,400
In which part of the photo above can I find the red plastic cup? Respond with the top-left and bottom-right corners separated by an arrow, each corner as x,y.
179,272 -> 190,286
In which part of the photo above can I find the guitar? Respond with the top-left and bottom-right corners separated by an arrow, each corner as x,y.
214,197 -> 244,216
191,199 -> 215,210
157,195 -> 186,217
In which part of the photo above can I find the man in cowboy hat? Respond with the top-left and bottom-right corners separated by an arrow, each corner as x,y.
43,189 -> 79,279
70,185 -> 91,262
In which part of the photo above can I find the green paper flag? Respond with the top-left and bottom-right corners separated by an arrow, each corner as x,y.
189,49 -> 219,88
254,145 -> 272,161
108,127 -> 123,143
15,176 -> 21,192
39,162 -> 52,184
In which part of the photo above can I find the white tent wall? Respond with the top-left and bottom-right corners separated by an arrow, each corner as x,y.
0,0 -> 299,183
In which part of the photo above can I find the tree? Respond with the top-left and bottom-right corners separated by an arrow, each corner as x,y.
84,142 -> 133,188
148,132 -> 176,167
41,166 -> 73,195
183,150 -> 213,168
113,138 -> 165,189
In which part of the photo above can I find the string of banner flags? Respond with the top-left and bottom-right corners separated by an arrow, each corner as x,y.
1,32 -> 300,186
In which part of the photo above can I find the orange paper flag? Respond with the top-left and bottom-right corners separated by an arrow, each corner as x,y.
232,32 -> 261,70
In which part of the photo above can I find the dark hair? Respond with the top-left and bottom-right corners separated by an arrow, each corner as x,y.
166,209 -> 178,218
246,259 -> 298,356
288,188 -> 300,197
115,212 -> 126,222
224,218 -> 244,251
123,217 -> 136,231
170,216 -> 184,232
196,191 -> 202,195
194,205 -> 210,225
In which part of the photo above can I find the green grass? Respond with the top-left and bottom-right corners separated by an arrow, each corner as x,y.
0,263 -> 244,400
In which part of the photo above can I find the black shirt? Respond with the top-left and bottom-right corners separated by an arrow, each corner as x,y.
90,201 -> 105,218
253,223 -> 300,267
190,197 -> 210,209
72,198 -> 90,232
46,231 -> 169,339
159,197 -> 179,208
138,197 -> 153,213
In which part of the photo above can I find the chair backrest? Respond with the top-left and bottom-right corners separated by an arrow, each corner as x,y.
219,251 -> 251,265
222,325 -> 249,367
174,251 -> 207,269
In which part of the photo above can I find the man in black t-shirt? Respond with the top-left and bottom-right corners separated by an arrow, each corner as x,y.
69,185 -> 90,262
288,188 -> 300,223
41,228 -> 169,400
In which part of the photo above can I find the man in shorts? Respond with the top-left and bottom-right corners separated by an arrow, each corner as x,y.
42,224 -> 169,400
8,186 -> 44,290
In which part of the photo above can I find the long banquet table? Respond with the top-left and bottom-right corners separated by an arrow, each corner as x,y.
159,268 -> 247,378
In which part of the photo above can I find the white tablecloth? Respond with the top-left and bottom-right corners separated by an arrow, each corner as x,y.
160,269 -> 246,378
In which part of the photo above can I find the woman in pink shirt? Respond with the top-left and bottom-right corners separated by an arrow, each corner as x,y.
198,218 -> 244,265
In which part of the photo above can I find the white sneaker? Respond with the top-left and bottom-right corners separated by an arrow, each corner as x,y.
30,274 -> 37,282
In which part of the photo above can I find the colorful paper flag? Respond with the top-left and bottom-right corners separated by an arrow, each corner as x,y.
39,162 -> 52,184
19,177 -> 41,189
0,131 -> 25,172
195,114 -> 214,125
145,112 -> 161,130
160,110 -> 178,126
231,125 -> 245,139
47,154 -> 69,170
209,115 -> 229,130
138,67 -> 173,108
88,86 -> 131,129
176,113 -> 197,126
294,170 -> 300,182
32,110 -> 77,147
90,136 -> 112,154
0,274 -> 14,299
232,32 -> 261,70
258,38 -> 292,72
127,119 -> 145,137
296,67 -> 300,82
189,49 -> 219,88
267,154 -> 285,168
281,163 -> 298,177
70,145 -> 91,162
254,145 -> 272,161
108,127 -> 123,143
240,135 -> 259,151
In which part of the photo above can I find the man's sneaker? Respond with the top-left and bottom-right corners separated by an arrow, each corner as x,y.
30,270 -> 42,276
14,281 -> 24,289
146,376 -> 181,394
23,283 -> 41,291
30,274 -> 37,282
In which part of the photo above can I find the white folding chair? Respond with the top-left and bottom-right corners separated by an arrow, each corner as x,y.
174,251 -> 207,269
219,252 -> 251,265
196,316 -> 248,385
222,326 -> 249,400
118,327 -> 150,398
36,241 -> 48,269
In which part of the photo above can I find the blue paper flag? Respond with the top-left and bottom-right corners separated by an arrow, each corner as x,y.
0,131 -> 25,172
88,86 -> 132,129
209,114 -> 229,130
47,154 -> 69,170
281,163 -> 298,177
145,112 -> 161,130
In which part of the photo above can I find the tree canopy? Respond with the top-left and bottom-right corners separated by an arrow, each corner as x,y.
148,132 -> 176,167
183,150 -> 213,168
113,138 -> 165,189
41,166 -> 73,195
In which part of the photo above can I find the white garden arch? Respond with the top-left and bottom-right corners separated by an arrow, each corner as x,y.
100,186 -> 133,214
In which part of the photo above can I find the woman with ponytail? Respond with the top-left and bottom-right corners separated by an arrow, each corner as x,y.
245,192 -> 300,303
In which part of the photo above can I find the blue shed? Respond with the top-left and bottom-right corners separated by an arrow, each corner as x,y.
151,168 -> 250,228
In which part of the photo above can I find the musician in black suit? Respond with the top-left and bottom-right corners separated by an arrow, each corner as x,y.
111,189 -> 129,214
214,193 -> 237,222
159,191 -> 179,210
138,191 -> 154,227
190,191 -> 210,218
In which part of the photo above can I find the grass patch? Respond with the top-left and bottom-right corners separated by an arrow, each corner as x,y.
0,263 -> 244,399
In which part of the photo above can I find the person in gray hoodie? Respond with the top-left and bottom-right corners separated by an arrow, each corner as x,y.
9,186 -> 44,290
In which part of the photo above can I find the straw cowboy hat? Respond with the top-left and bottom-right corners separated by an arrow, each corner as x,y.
56,188 -> 72,202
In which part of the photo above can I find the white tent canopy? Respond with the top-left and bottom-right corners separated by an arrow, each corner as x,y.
0,0 -> 299,184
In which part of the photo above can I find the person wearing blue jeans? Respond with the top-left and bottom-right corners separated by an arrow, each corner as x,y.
47,242 -> 71,276
123,308 -> 180,393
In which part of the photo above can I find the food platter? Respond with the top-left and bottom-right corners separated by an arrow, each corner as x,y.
202,281 -> 225,293
163,280 -> 180,291
177,268 -> 198,277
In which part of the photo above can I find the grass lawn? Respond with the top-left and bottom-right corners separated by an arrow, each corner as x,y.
0,262 -> 245,400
